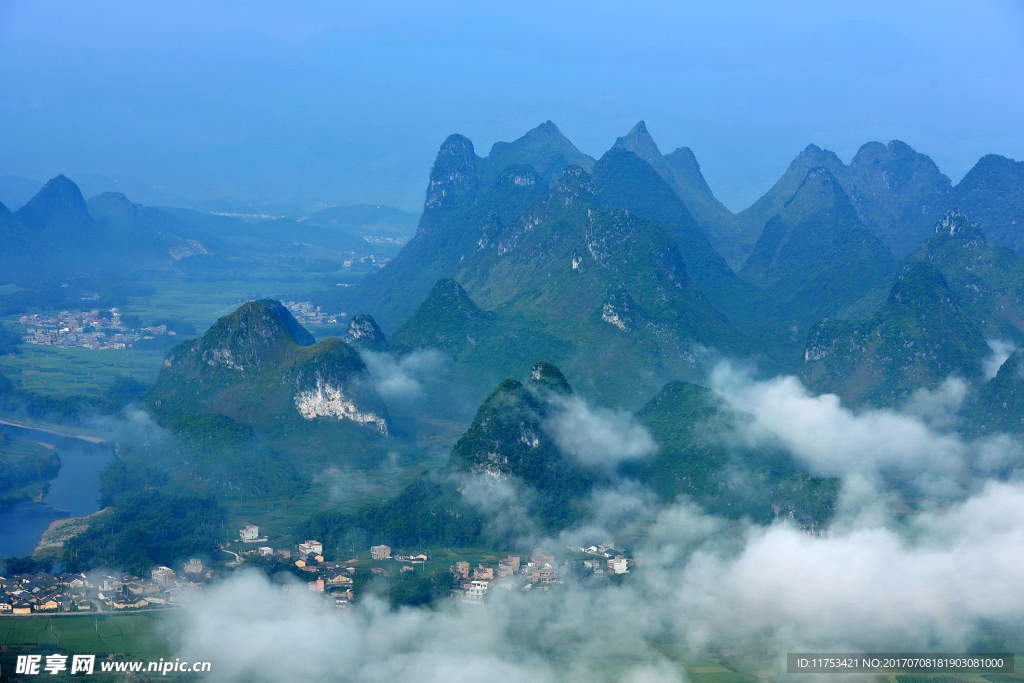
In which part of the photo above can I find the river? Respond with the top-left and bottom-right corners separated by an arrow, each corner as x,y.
0,422 -> 114,559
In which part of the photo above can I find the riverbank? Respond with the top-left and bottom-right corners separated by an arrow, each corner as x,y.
33,506 -> 113,558
0,416 -> 107,444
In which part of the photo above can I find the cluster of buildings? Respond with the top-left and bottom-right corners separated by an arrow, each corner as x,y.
452,549 -> 560,604
369,545 -> 428,564
17,308 -> 169,350
340,254 -> 390,269
451,546 -> 636,604
235,536 -> 355,609
0,560 -> 208,615
280,302 -> 344,326
576,542 -> 632,576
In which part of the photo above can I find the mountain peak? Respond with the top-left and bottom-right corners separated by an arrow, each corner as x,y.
424,134 -> 479,211
613,120 -> 661,159
933,209 -> 983,240
551,165 -> 598,205
481,123 -> 594,185
784,166 -> 851,211
344,314 -> 387,351
14,174 -> 93,233
190,299 -> 316,373
529,361 -> 572,395
528,120 -> 564,139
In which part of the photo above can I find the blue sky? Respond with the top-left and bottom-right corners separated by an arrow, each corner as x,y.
0,0 -> 1021,212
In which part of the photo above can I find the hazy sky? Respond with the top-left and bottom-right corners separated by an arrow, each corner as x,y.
1,0 -> 1022,212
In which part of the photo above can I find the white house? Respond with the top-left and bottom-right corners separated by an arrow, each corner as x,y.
607,557 -> 629,575
151,566 -> 176,587
464,580 -> 489,604
240,525 -> 260,542
298,540 -> 324,558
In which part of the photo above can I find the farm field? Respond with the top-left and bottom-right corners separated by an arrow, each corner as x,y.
0,612 -> 171,656
0,274 -> 353,399
0,345 -> 166,397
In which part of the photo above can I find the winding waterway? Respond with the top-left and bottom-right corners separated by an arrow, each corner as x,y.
0,421 -> 114,558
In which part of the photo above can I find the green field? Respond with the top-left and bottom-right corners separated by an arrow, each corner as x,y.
0,613 -> 171,656
117,276 -> 323,333
0,275 -> 343,398
0,345 -> 166,397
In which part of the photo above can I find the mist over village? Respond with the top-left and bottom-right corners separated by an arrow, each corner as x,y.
1,1 -> 1024,681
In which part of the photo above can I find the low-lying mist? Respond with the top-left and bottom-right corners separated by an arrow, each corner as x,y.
164,360 -> 1024,681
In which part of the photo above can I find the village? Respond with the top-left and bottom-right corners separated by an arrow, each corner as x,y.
279,302 -> 345,326
0,524 -> 636,616
0,558 -> 209,615
17,308 -> 165,350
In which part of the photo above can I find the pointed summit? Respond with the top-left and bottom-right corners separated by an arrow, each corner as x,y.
741,167 -> 894,333
952,154 -> 1024,252
728,145 -> 846,269
14,174 -> 93,236
152,299 -> 390,436
529,361 -> 572,395
424,134 -> 479,212
551,165 -> 598,205
591,147 -> 747,317
478,121 -> 594,185
344,131 -> 546,331
898,208 -> 1024,343
390,278 -> 494,356
931,209 -> 984,242
614,121 -> 662,159
611,122 -> 734,253
180,299 -> 315,374
344,314 -> 388,351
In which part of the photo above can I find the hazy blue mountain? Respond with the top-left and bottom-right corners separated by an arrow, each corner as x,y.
591,146 -> 756,319
302,204 -> 418,241
841,140 -> 952,257
477,120 -> 595,187
612,121 -> 736,259
729,145 -> 847,269
14,174 -> 95,240
843,210 -> 1024,345
340,136 -> 549,331
740,167 -> 895,342
802,262 -> 989,406
0,200 -> 30,281
87,192 -> 218,263
952,154 -> 1024,253
394,166 -> 752,404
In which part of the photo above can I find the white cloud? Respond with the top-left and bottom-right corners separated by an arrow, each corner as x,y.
983,339 -> 1017,380
360,348 -> 448,401
546,395 -> 656,471
706,363 -> 1023,489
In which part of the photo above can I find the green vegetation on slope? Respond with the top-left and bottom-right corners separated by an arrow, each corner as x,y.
802,262 -> 990,406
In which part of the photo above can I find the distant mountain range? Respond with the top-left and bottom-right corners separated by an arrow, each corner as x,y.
0,177 -> 416,291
